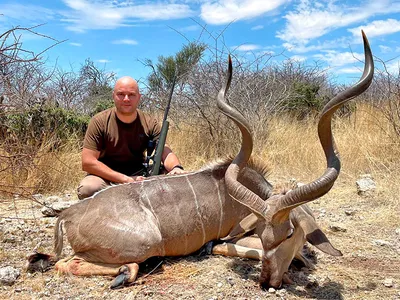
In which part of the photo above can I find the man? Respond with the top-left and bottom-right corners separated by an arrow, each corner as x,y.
77,76 -> 185,200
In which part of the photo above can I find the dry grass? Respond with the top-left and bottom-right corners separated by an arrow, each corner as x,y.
0,137 -> 84,198
170,103 -> 399,183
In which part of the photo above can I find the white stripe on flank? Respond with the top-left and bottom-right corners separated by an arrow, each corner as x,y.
141,181 -> 166,256
213,177 -> 223,239
185,176 -> 206,247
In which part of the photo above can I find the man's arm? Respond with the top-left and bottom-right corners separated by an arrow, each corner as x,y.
161,145 -> 185,175
82,148 -> 140,183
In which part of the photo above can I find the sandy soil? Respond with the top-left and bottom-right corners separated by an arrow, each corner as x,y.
0,177 -> 399,300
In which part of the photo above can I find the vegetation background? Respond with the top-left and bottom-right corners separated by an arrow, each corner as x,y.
0,25 -> 399,299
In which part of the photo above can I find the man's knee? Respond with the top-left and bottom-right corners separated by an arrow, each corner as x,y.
77,185 -> 99,200
77,176 -> 109,200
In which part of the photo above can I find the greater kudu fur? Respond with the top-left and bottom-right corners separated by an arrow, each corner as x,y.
28,31 -> 374,289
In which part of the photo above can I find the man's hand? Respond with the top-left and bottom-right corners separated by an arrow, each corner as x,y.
122,175 -> 145,183
168,166 -> 186,175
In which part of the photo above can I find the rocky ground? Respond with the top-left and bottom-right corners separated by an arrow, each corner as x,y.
0,176 -> 399,300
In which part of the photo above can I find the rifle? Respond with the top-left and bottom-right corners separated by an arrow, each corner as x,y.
144,75 -> 177,176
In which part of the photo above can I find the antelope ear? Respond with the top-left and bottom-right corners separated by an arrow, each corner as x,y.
271,207 -> 292,225
306,229 -> 342,256
293,207 -> 343,256
221,213 -> 260,241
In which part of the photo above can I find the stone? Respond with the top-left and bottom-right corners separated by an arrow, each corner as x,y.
45,195 -> 63,203
329,224 -> 347,232
383,278 -> 393,287
41,201 -> 75,217
32,194 -> 43,201
276,289 -> 286,297
344,209 -> 356,216
372,240 -> 392,247
356,174 -> 376,195
268,287 -> 276,293
0,266 -> 20,286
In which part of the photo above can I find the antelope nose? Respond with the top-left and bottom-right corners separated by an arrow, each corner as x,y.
260,278 -> 282,290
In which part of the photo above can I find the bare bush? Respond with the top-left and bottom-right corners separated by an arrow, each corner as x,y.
365,57 -> 400,140
0,26 -> 115,197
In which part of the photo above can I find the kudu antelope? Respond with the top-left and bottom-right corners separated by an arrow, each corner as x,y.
28,31 -> 373,289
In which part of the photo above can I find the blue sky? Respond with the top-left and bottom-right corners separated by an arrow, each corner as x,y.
1,0 -> 400,85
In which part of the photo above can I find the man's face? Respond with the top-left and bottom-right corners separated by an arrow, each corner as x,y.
113,81 -> 141,116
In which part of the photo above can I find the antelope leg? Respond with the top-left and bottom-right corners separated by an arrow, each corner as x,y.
55,255 -> 139,286
213,236 -> 262,260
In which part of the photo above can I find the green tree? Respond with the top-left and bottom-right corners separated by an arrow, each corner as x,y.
146,42 -> 207,91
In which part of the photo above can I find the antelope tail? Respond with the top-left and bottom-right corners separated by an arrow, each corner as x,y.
54,218 -> 65,258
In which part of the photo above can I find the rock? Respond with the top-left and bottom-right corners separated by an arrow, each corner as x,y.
276,289 -> 286,297
226,277 -> 235,286
41,201 -> 75,217
372,240 -> 392,247
268,287 -> 276,293
329,224 -> 347,232
383,278 -> 393,287
32,194 -> 43,201
0,266 -> 20,286
356,174 -> 376,196
344,209 -> 356,216
45,196 -> 63,203
395,228 -> 400,235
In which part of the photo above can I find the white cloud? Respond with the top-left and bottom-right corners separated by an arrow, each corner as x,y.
278,0 -> 400,46
282,36 -> 351,53
336,67 -> 363,74
379,45 -> 392,54
289,55 -> 306,62
112,39 -> 138,45
200,0 -> 288,25
262,50 -> 275,56
97,59 -> 110,63
0,3 -> 56,22
70,42 -> 82,47
349,19 -> 400,38
233,44 -> 261,51
314,51 -> 364,67
61,0 -> 194,32
251,25 -> 264,30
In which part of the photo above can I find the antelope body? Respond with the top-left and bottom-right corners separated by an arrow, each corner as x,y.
55,162 -> 271,263
28,31 -> 374,289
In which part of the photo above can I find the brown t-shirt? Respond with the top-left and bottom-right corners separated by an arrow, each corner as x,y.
83,107 -> 161,175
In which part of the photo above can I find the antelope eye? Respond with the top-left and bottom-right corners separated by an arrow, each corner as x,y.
287,228 -> 294,239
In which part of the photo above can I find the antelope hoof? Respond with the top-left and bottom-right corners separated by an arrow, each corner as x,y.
26,252 -> 55,273
110,265 -> 131,290
205,241 -> 214,255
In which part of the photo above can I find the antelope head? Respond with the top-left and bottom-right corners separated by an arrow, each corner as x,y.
218,31 -> 374,288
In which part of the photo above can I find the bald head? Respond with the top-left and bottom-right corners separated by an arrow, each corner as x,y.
112,76 -> 141,121
114,76 -> 139,93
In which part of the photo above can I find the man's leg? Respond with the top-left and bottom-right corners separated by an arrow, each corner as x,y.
77,175 -> 110,200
